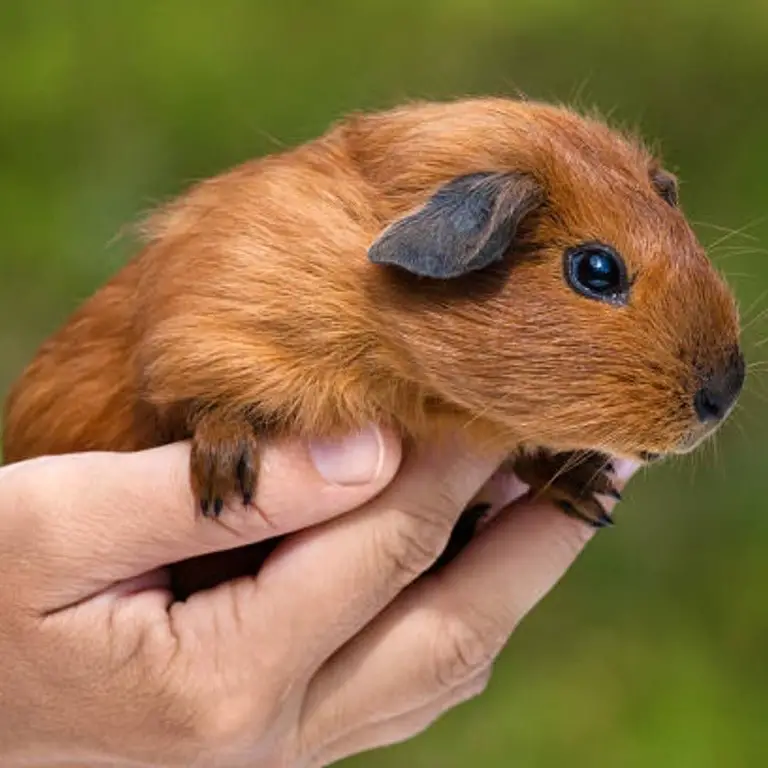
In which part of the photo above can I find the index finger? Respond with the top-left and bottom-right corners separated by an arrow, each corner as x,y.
0,428 -> 401,607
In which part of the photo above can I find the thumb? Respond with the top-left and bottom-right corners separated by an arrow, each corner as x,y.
0,426 -> 401,608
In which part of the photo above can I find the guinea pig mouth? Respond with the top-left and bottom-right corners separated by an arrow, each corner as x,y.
673,419 -> 726,455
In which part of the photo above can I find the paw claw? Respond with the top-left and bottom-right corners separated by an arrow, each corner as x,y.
236,453 -> 257,506
593,511 -> 615,528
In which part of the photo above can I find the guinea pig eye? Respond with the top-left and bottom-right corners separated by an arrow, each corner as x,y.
564,243 -> 629,304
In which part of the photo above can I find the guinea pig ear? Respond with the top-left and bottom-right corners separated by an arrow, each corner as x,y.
650,167 -> 679,207
367,172 -> 543,279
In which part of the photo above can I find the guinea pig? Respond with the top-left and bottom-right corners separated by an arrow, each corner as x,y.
2,97 -> 745,579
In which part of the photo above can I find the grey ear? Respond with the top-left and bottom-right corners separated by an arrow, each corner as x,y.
650,167 -> 679,207
368,172 -> 543,279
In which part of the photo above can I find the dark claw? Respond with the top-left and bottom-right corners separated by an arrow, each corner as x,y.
606,487 -> 622,501
557,500 -> 614,529
236,452 -> 256,506
236,454 -> 247,494
557,500 -> 580,519
592,511 -> 615,528
201,498 -> 210,515
213,498 -> 224,517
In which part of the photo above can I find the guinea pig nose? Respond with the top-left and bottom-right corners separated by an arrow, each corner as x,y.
694,349 -> 746,423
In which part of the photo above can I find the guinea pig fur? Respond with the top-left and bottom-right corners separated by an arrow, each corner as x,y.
2,97 -> 745,563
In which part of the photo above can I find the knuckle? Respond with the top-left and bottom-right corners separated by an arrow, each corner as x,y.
146,654 -> 290,757
146,680 -> 210,750
157,685 -> 263,762
438,669 -> 493,718
380,502 -> 456,582
432,613 -> 505,691
142,666 -> 253,757
424,468 -> 480,515
186,696 -> 257,751
461,668 -> 493,702
373,452 -> 493,584
543,512 -> 594,569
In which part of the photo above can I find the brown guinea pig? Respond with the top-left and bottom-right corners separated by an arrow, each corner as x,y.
2,97 -> 745,585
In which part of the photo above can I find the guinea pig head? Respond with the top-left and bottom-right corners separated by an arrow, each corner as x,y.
360,100 -> 744,462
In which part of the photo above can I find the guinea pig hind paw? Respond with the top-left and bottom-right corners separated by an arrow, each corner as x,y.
580,469 -> 622,500
513,450 -> 619,528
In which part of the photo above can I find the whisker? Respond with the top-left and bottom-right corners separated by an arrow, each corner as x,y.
699,217 -> 767,250
711,241 -> 766,250
711,245 -> 768,256
712,432 -> 721,477
742,307 -> 768,334
586,455 -> 615,489
720,272 -> 758,281
730,410 -> 753,453
693,220 -> 761,240
746,387 -> 768,403
527,449 -> 609,499
740,289 -> 768,322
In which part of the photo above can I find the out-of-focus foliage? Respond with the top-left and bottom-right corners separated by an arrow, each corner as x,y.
1,3 -> 767,766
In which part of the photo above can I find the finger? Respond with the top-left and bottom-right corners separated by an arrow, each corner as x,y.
308,671 -> 490,767
0,426 -> 400,606
300,460 -> 639,750
175,435 -> 506,680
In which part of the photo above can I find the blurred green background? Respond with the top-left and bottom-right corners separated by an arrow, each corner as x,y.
2,2 -> 767,766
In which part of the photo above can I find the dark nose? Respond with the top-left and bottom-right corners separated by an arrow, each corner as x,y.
694,349 -> 746,423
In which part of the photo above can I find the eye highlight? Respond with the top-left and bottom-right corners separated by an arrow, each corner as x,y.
564,243 -> 629,304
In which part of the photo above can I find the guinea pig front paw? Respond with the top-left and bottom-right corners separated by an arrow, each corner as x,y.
190,410 -> 261,518
513,450 -> 620,529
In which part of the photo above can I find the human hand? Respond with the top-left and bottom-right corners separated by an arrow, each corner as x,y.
302,456 -> 638,765
0,428 -> 636,767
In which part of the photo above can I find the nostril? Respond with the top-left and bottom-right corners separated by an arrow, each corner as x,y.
694,349 -> 745,424
694,386 -> 724,422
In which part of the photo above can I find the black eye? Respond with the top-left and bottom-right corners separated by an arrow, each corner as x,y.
564,243 -> 629,303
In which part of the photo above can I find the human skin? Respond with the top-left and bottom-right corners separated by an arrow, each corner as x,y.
0,426 -> 636,767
